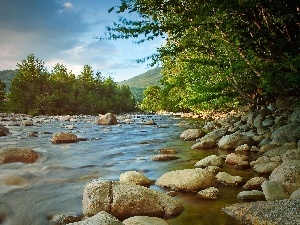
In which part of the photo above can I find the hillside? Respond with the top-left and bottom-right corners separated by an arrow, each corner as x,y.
119,67 -> 162,103
0,69 -> 18,92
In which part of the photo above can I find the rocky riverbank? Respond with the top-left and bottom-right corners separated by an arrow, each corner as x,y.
0,97 -> 300,224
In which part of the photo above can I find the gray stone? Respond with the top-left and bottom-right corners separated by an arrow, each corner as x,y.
290,188 -> 300,199
119,171 -> 152,187
95,113 -> 118,125
253,161 -> 281,175
261,181 -> 289,201
151,154 -> 179,161
243,177 -> 268,190
271,123 -> 300,145
237,190 -> 265,201
223,199 -> 300,225
216,172 -> 243,186
218,133 -> 254,149
290,109 -> 300,123
123,216 -> 170,225
51,132 -> 78,144
68,211 -> 122,225
282,149 -> 300,162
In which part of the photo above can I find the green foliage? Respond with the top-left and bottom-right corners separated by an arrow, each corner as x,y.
7,54 -> 136,115
107,0 -> 300,112
140,85 -> 162,112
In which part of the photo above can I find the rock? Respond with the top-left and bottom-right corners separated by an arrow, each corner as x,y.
191,128 -> 228,149
0,125 -> 9,136
68,211 -> 122,225
282,149 -> 300,161
156,167 -> 219,192
197,187 -> 221,200
51,214 -> 81,224
158,149 -> 177,154
123,216 -> 170,225
215,172 -> 243,186
237,190 -> 265,201
243,177 -> 268,190
51,132 -> 78,144
270,123 -> 300,145
95,113 -> 118,125
263,143 -> 297,157
253,161 -> 281,174
223,199 -> 300,225
151,155 -> 179,161
262,117 -> 275,127
235,144 -> 250,154
261,181 -> 289,201
218,133 -> 254,149
276,97 -> 294,110
269,160 -> 300,194
180,129 -> 205,141
290,188 -> 300,199
142,119 -> 156,125
21,120 -> 34,126
290,109 -> 300,123
82,180 -> 184,220
0,147 -> 39,164
225,153 -> 249,168
119,171 -> 152,187
194,155 -> 223,168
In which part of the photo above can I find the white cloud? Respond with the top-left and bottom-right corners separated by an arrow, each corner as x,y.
64,2 -> 73,8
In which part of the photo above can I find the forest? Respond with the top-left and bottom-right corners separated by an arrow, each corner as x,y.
0,54 -> 136,115
107,0 -> 300,113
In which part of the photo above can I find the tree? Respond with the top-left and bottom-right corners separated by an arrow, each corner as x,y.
8,54 -> 50,114
107,0 -> 300,111
0,80 -> 6,111
140,85 -> 162,112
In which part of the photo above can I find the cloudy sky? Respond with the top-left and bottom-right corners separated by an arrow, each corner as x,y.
0,0 -> 163,81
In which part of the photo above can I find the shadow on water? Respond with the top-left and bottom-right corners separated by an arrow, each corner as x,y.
0,115 -> 254,224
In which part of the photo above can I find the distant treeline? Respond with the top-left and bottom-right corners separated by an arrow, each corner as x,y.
0,54 -> 136,115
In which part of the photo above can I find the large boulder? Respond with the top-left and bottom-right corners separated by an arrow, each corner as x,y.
0,147 -> 39,164
261,181 -> 289,201
82,180 -> 184,220
180,129 -> 205,141
243,177 -> 268,190
269,160 -> 300,194
237,190 -> 265,201
218,133 -> 254,149
119,171 -> 152,187
51,132 -> 78,144
223,199 -> 300,225
270,123 -> 300,144
216,172 -> 243,186
95,113 -> 118,125
0,125 -> 9,136
156,167 -> 219,192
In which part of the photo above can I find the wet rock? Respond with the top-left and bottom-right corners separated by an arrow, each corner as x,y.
191,138 -> 216,150
237,190 -> 265,201
197,187 -> 221,200
218,133 -> 254,149
158,149 -> 177,154
261,181 -> 289,201
142,119 -> 156,125
194,155 -> 223,168
123,216 -> 170,225
21,120 -> 34,126
243,177 -> 268,190
156,167 -> 219,192
234,144 -> 250,154
223,199 -> 300,225
269,160 -> 300,194
216,172 -> 243,186
82,180 -> 184,220
263,143 -> 297,157
180,129 -> 205,141
290,188 -> 300,199
51,132 -> 78,144
0,147 -> 39,164
119,171 -> 152,187
0,125 -> 9,136
151,155 -> 179,161
68,211 -> 122,225
95,113 -> 118,125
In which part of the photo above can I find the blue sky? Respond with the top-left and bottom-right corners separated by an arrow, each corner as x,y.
0,0 -> 163,81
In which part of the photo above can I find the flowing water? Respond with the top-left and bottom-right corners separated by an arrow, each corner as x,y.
0,115 -> 253,225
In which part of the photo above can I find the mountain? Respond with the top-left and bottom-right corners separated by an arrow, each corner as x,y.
0,69 -> 18,92
118,67 -> 162,103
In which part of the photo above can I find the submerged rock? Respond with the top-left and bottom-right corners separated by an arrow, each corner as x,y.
197,187 -> 221,200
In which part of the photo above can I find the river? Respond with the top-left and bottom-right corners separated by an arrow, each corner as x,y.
0,114 -> 250,225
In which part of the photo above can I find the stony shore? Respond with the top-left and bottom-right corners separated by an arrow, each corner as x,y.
1,97 -> 300,224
